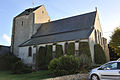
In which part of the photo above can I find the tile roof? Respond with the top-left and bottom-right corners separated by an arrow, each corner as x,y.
16,6 -> 42,17
20,11 -> 96,47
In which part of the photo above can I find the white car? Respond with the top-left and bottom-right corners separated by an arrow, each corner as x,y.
89,61 -> 120,80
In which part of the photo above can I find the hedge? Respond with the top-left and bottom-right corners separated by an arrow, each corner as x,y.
46,45 -> 53,65
79,42 -> 91,57
67,42 -> 75,55
55,45 -> 63,58
94,44 -> 106,64
37,46 -> 46,67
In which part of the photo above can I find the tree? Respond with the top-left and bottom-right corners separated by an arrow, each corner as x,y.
94,44 -> 106,64
46,45 -> 53,65
66,42 -> 75,55
109,27 -> 120,55
55,45 -> 63,58
37,46 -> 46,67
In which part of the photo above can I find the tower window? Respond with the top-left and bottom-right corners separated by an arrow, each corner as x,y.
28,47 -> 32,57
22,21 -> 23,26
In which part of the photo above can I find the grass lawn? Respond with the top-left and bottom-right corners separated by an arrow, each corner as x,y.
0,70 -> 52,80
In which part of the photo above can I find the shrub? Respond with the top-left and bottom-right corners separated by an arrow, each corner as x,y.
67,42 -> 75,55
12,60 -> 24,74
37,46 -> 46,67
0,54 -> 20,70
94,44 -> 106,64
78,54 -> 92,66
12,60 -> 32,74
55,45 -> 63,58
46,45 -> 53,65
78,54 -> 92,72
79,42 -> 91,57
48,55 -> 80,76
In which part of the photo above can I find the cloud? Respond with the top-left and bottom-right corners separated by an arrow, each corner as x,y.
2,34 -> 11,44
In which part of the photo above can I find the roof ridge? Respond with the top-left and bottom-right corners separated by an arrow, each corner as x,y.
42,11 -> 96,24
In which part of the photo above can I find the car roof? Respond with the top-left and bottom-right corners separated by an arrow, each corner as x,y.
107,61 -> 120,63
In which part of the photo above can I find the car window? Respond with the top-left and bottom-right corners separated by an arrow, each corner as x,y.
117,62 -> 120,69
101,62 -> 117,70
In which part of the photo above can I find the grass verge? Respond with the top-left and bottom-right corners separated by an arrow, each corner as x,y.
0,70 -> 51,80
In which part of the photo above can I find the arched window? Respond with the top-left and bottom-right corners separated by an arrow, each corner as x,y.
64,42 -> 68,54
28,47 -> 32,57
94,30 -> 97,43
100,32 -> 102,44
97,30 -> 100,44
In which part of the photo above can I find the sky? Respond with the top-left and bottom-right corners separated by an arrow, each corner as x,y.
0,0 -> 120,46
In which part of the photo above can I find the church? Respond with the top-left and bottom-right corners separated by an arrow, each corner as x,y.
11,5 -> 109,66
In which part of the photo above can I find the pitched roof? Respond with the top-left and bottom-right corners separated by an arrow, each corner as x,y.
32,11 -> 96,38
20,11 -> 96,47
16,6 -> 42,17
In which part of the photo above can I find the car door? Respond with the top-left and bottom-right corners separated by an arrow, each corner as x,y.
99,62 -> 120,80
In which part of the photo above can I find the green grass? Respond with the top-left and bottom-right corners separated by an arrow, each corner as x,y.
0,70 -> 52,80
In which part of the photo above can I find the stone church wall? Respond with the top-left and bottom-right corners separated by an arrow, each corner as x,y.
12,14 -> 34,56
11,6 -> 50,56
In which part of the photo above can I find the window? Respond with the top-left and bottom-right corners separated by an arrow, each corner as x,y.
117,62 -> 120,69
22,21 -> 23,26
100,32 -> 102,44
101,62 -> 118,70
28,47 -> 32,57
97,30 -> 100,44
64,42 -> 68,54
94,30 -> 97,43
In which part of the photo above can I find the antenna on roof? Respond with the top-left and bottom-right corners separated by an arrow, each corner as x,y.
32,0 -> 35,8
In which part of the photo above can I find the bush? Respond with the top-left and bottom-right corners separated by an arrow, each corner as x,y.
12,60 -> 24,74
48,55 -> 80,76
37,46 -> 46,67
12,60 -> 32,74
94,44 -> 106,64
78,54 -> 92,66
78,54 -> 92,72
0,54 -> 20,70
66,42 -> 75,55
55,45 -> 63,58
46,45 -> 53,65
79,42 -> 91,57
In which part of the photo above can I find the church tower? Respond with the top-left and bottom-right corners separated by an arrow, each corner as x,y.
11,5 -> 50,56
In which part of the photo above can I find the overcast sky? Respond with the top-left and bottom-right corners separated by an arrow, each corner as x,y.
0,0 -> 120,46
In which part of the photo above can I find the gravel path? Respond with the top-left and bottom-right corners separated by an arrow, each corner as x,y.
44,74 -> 88,80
